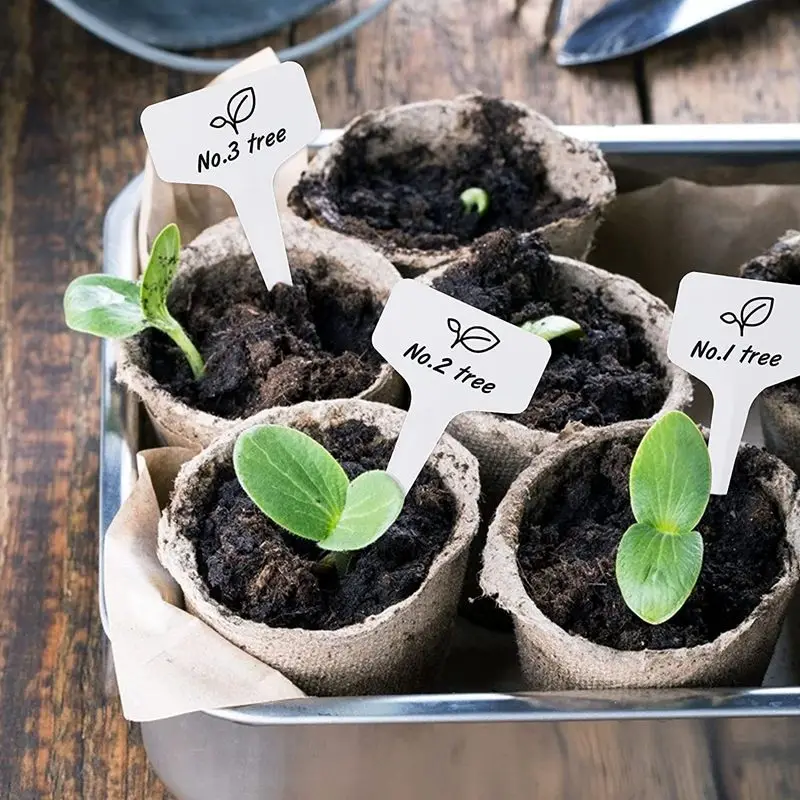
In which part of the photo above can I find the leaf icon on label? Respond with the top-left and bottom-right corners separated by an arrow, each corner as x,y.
447,318 -> 461,337
209,87 -> 257,135
227,87 -> 256,133
450,322 -> 501,353
719,296 -> 775,337
741,296 -> 774,328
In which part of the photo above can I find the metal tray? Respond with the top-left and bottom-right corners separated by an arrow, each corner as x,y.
101,125 -> 800,800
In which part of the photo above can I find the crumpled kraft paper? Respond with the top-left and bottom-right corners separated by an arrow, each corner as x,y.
104,448 -> 305,722
137,46 -> 307,272
590,177 -> 800,308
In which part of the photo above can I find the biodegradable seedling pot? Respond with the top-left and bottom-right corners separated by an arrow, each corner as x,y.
157,399 -> 481,696
118,215 -> 404,448
288,94 -> 616,276
422,230 -> 692,501
481,420 -> 800,690
740,230 -> 800,475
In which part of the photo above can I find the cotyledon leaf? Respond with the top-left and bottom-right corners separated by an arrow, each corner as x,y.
63,275 -> 146,338
321,471 -> 405,552
233,425 -> 349,542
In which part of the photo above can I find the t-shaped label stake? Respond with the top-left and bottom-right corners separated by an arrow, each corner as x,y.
669,271 -> 800,494
372,280 -> 552,494
140,61 -> 321,289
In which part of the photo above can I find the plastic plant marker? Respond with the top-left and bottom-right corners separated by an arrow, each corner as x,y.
372,279 -> 552,494
668,272 -> 800,494
234,426 -> 404,550
616,410 -> 711,624
140,62 -> 321,290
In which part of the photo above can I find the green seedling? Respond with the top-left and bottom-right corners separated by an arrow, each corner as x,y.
234,425 -> 405,575
460,187 -> 490,217
615,411 -> 712,625
520,315 -> 585,342
63,223 -> 205,379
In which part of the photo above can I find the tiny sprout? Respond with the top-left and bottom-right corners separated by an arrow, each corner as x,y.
460,187 -> 490,217
615,411 -> 711,625
520,315 -> 585,342
234,425 -> 405,576
64,223 -> 205,379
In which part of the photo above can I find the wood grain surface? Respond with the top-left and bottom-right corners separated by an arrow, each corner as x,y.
644,0 -> 800,123
0,0 -> 799,798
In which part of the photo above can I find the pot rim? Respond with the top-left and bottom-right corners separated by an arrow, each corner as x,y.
289,93 -> 617,263
160,398 -> 481,644
422,243 -> 694,444
118,215 -> 402,444
482,417 -> 800,663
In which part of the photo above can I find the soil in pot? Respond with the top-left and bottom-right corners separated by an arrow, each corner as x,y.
741,235 -> 800,401
139,257 -> 384,419
517,436 -> 787,650
183,419 -> 456,630
290,97 -> 587,253
432,231 -> 667,432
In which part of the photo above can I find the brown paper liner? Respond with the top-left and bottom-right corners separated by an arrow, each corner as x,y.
480,420 -> 800,690
158,399 -> 481,696
422,242 -> 693,503
590,179 -> 800,308
117,215 -> 405,448
105,447 -> 306,722
137,46 -> 307,272
288,94 -> 616,276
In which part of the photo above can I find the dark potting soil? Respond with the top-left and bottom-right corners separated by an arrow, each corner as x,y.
431,231 -> 667,432
139,258 -> 383,419
289,96 -> 587,252
742,237 -> 800,397
518,438 -> 788,650
741,236 -> 800,284
185,420 -> 457,630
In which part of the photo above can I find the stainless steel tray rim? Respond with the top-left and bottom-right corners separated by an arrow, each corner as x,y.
101,125 -> 800,727
206,687 -> 800,727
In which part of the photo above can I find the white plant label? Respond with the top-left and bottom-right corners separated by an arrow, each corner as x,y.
372,280 -> 552,494
140,61 -> 321,289
669,271 -> 800,494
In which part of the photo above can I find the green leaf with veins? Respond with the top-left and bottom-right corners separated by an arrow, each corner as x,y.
322,471 -> 404,551
64,275 -> 146,338
615,411 -> 711,625
520,315 -> 585,342
234,425 -> 349,542
233,426 -> 404,561
629,410 -> 711,533
616,523 -> 703,625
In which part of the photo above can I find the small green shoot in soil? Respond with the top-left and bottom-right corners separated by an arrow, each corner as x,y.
520,315 -> 585,342
233,425 -> 405,575
615,411 -> 711,625
63,223 -> 205,379
460,187 -> 490,217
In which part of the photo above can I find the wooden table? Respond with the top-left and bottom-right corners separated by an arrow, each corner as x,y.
2,0 -> 799,797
